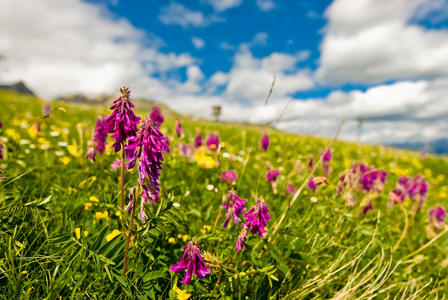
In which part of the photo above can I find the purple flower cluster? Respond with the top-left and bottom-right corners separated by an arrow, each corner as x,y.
428,205 -> 446,230
194,131 -> 203,148
206,132 -> 220,151
259,133 -> 270,151
266,169 -> 279,182
86,116 -> 109,162
125,117 -> 169,213
389,175 -> 428,206
339,163 -> 388,194
170,240 -> 210,285
244,197 -> 271,238
221,170 -> 238,184
176,119 -> 182,137
322,149 -> 332,178
236,227 -> 248,251
150,105 -> 164,130
221,190 -> 247,227
103,87 -> 141,153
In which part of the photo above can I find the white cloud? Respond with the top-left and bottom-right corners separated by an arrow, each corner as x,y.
274,78 -> 448,144
0,0 -> 196,99
205,0 -> 243,12
316,0 -> 448,85
191,37 -> 205,49
256,0 -> 276,11
159,2 -> 223,28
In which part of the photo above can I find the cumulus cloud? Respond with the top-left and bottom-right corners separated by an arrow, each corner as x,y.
316,0 -> 448,85
205,0 -> 243,12
275,78 -> 448,144
256,0 -> 276,11
191,37 -> 205,49
0,0 -> 197,99
159,2 -> 223,28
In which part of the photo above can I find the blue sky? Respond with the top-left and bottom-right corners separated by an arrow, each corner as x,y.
1,0 -> 448,146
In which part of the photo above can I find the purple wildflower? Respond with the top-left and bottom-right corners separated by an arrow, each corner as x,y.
266,169 -> 280,194
206,132 -> 220,152
259,133 -> 269,151
34,122 -> 41,133
0,144 -> 3,160
389,175 -> 428,208
162,136 -> 171,153
102,87 -> 141,153
339,163 -> 388,194
284,182 -> 296,195
86,116 -> 109,162
322,149 -> 332,178
266,169 -> 279,182
125,187 -> 135,213
307,155 -> 313,169
0,122 -> 2,129
221,170 -> 238,184
43,104 -> 51,117
360,202 -> 373,217
124,117 -> 169,211
194,131 -> 203,148
175,119 -> 182,137
221,190 -> 247,227
236,227 -> 248,251
428,205 -> 446,230
111,160 -> 122,171
308,178 -> 317,192
150,105 -> 164,130
243,197 -> 271,238
170,240 -> 210,285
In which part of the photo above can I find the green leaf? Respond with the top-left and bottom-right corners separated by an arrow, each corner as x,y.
99,254 -> 116,265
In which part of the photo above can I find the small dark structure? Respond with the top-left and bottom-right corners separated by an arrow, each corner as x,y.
212,105 -> 221,122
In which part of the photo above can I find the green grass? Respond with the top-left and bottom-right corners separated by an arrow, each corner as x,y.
0,89 -> 447,299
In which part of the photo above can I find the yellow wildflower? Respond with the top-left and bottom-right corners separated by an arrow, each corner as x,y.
173,282 -> 181,293
196,155 -> 215,168
177,234 -> 182,239
84,231 -> 89,237
173,283 -> 191,300
178,290 -> 191,300
84,202 -> 92,210
89,196 -> 99,202
60,157 -> 71,165
209,144 -> 216,150
5,129 -> 20,141
67,145 -> 81,158
27,126 -> 39,138
75,228 -> 81,239
95,211 -> 109,220
183,235 -> 188,242
168,237 -> 175,243
106,230 -> 121,241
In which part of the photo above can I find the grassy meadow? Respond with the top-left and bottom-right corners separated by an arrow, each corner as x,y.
0,89 -> 448,299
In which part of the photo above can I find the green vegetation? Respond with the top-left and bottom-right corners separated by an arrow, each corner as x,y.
0,90 -> 447,299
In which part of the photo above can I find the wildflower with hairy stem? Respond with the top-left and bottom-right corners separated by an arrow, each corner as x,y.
103,87 -> 140,220
244,196 -> 271,238
322,149 -> 332,178
170,239 -> 210,285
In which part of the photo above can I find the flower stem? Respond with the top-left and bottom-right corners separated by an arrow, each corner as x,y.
392,205 -> 409,253
120,149 -> 125,235
123,185 -> 138,276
